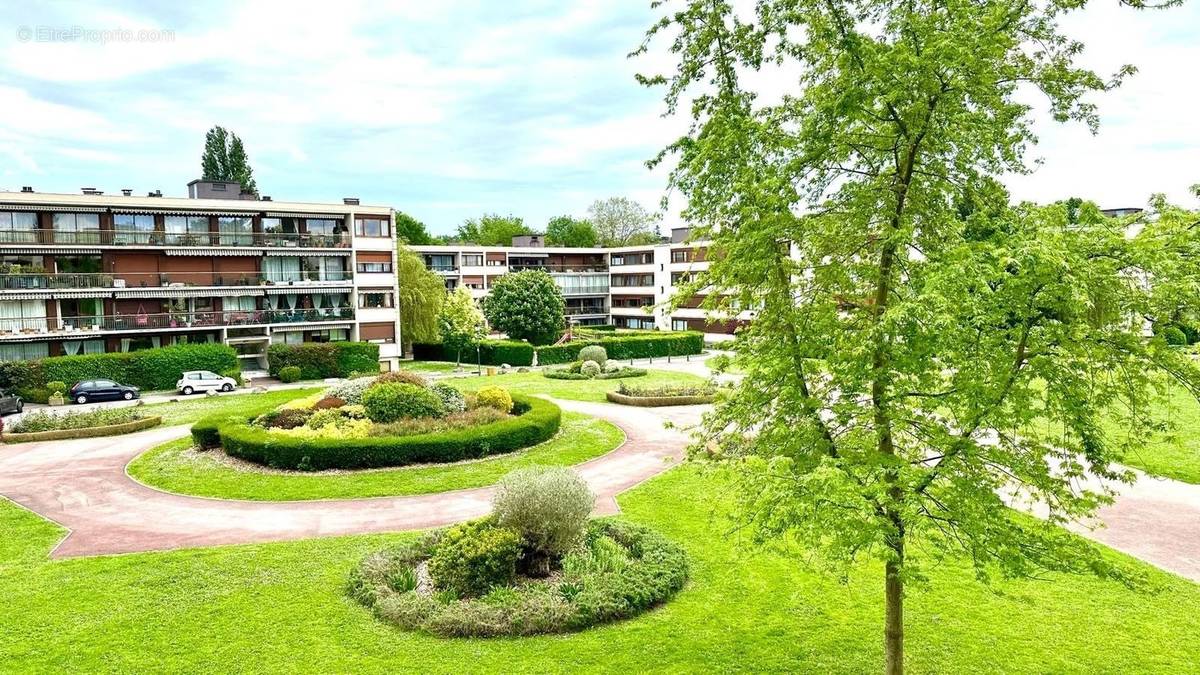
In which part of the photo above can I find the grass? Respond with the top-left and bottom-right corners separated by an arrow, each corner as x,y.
135,388 -> 323,426
397,360 -> 459,374
126,412 -> 623,500
2,466 -> 1199,673
447,368 -> 709,403
1101,382 -> 1200,484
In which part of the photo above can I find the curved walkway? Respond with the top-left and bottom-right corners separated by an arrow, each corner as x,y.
0,399 -> 704,559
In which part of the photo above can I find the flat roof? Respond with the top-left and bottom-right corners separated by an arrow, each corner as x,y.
0,191 -> 392,217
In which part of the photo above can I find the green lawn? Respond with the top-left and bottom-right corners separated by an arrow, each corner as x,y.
447,368 -> 709,403
137,388 -> 323,426
397,360 -> 459,374
127,412 -> 623,500
1,466 -> 1198,672
1101,382 -> 1200,484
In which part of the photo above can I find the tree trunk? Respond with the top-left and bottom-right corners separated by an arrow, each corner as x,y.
885,544 -> 904,675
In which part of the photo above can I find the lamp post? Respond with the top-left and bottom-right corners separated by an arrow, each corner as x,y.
476,344 -> 481,376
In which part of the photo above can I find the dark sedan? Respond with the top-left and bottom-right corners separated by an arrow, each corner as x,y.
0,389 -> 22,415
69,380 -> 140,404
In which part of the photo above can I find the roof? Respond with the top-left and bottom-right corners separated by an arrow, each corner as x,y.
0,191 -> 392,217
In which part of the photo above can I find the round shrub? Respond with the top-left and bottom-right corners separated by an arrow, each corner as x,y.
255,407 -> 313,429
326,377 -> 375,405
46,381 -> 68,395
475,386 -> 513,413
373,370 -> 428,388
278,366 -> 302,383
1161,325 -> 1187,346
428,519 -> 523,598
602,361 -> 621,374
430,383 -> 466,413
305,408 -> 346,429
578,345 -> 607,367
580,360 -> 601,378
313,396 -> 345,410
493,467 -> 595,565
221,369 -> 244,387
363,383 -> 445,423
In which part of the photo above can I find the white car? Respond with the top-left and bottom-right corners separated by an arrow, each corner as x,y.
177,370 -> 238,395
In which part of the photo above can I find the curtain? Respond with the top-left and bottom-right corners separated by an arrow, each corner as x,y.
285,294 -> 298,309
63,340 -> 82,356
313,294 -> 324,309
83,339 -> 104,354
265,257 -> 301,282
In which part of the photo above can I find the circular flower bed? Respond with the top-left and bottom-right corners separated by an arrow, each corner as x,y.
191,376 -> 560,470
605,382 -> 717,407
3,407 -> 161,443
349,468 -> 688,637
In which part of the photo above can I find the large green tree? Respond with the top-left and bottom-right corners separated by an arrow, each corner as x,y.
200,125 -> 257,194
544,215 -> 598,247
438,286 -> 486,367
396,246 -> 445,353
588,197 -> 660,246
639,1 -> 1192,673
395,211 -> 433,245
483,270 -> 565,345
454,214 -> 532,246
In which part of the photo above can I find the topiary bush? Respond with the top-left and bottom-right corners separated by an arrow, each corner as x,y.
1161,325 -> 1188,346
372,370 -> 428,388
580,360 -> 601,378
428,519 -> 524,598
430,383 -> 466,413
577,345 -> 607,367
474,386 -> 513,413
483,270 -> 566,345
493,467 -> 595,572
278,366 -> 302,383
363,383 -> 445,423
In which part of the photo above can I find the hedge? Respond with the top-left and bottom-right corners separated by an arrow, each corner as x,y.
267,342 -> 380,379
537,332 -> 705,365
606,390 -> 716,407
412,340 -> 535,367
0,343 -> 239,403
3,416 -> 161,443
543,367 -> 647,380
206,394 -> 560,470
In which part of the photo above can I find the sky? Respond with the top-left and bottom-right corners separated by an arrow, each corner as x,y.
0,1 -> 1197,237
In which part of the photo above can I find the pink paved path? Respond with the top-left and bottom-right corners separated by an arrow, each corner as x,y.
0,399 -> 704,559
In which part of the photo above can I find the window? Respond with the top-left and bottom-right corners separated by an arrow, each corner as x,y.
462,254 -> 483,267
308,328 -> 349,343
217,216 -> 253,246
0,299 -> 47,332
113,214 -> 155,244
671,272 -> 695,285
612,274 -> 653,287
354,218 -> 390,238
223,296 -> 257,312
264,256 -> 302,283
165,216 -> 210,245
359,291 -> 394,309
611,252 -> 651,266
671,250 -> 691,263
52,213 -> 101,244
303,256 -> 346,281
672,319 -> 689,331
306,219 -> 339,235
61,339 -> 103,356
424,255 -> 455,271
0,341 -> 48,362
0,212 -> 37,243
357,262 -> 392,274
263,217 -> 300,246
271,331 -> 303,345
554,274 -> 609,295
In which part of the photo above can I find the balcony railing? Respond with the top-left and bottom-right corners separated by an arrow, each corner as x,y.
0,229 -> 351,249
564,306 -> 608,316
426,264 -> 458,272
0,270 -> 353,291
0,308 -> 356,336
509,264 -> 609,273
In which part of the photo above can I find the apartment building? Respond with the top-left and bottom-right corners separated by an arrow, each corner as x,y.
413,228 -> 752,340
0,181 -> 402,372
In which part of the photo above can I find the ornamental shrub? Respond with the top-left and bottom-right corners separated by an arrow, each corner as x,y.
372,370 -> 428,388
493,467 -> 595,561
602,361 -> 621,374
255,407 -> 313,430
580,360 -> 601,378
577,345 -> 607,367
483,270 -> 566,345
306,408 -> 346,429
9,407 -> 144,433
430,383 -> 466,413
278,366 -> 302,383
221,369 -> 244,387
474,386 -> 513,413
313,395 -> 346,410
428,519 -> 523,598
1162,325 -> 1187,346
46,381 -> 67,394
267,342 -> 380,379
326,377 -> 375,405
363,383 -> 445,423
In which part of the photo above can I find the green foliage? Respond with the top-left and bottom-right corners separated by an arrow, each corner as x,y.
394,212 -> 433,245
325,377 -> 375,405
362,383 -> 444,423
255,407 -> 313,429
580,360 -> 601,378
535,332 -> 703,365
1161,325 -> 1188,346
372,370 -> 428,388
413,339 -> 534,367
267,342 -> 379,379
211,394 -> 560,470
0,343 -> 239,402
221,369 -> 244,387
8,407 -> 144,433
587,197 -> 660,246
428,519 -> 524,598
278,366 -> 302,383
45,381 -> 67,395
454,214 -> 532,246
483,270 -> 565,346
493,467 -> 595,558
545,215 -> 598,247
542,366 -> 647,381
430,383 -> 466,413
438,287 -> 486,365
474,386 -> 513,413
397,245 -> 445,348
577,345 -> 607,366
201,125 -> 256,193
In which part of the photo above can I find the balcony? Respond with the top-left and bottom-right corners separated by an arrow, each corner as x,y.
509,264 -> 609,273
0,308 -> 356,337
0,229 -> 351,249
0,270 -> 353,291
425,264 -> 459,273
564,305 -> 608,316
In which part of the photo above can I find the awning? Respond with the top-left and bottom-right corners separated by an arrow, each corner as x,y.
270,321 -> 354,332
111,208 -> 260,217
265,286 -> 351,295
264,212 -> 347,220
38,289 -> 112,299
0,247 -> 102,255
115,287 -> 266,299
164,248 -> 263,256
0,204 -> 107,213
263,248 -> 350,256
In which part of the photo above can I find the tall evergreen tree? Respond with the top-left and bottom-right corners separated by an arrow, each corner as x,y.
395,211 -> 433,245
200,125 -> 258,195
226,134 -> 257,195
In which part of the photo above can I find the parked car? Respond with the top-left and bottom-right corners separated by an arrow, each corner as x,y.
177,370 -> 237,395
69,380 -> 139,404
0,389 -> 23,415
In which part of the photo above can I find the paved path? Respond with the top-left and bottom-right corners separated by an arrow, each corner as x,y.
0,399 -> 704,559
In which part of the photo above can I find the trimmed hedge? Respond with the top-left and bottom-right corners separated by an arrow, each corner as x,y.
3,415 -> 161,443
606,390 -> 715,407
412,340 -> 535,367
536,332 -> 705,366
207,394 -> 560,470
267,342 -> 380,379
543,367 -> 647,381
0,343 -> 239,403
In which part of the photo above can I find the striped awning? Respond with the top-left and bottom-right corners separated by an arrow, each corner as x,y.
263,248 -> 350,256
270,321 -> 354,332
265,286 -> 351,295
0,204 -> 107,212
0,247 -> 102,255
110,208 -> 260,216
115,287 -> 265,299
264,212 -> 347,220
164,248 -> 263,256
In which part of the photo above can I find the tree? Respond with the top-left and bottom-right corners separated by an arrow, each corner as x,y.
483,270 -> 565,346
544,215 -> 598,248
200,125 -> 257,195
396,246 -> 445,353
395,211 -> 433,245
438,286 -> 485,367
638,2 -> 1189,673
588,197 -> 659,246
454,214 -> 532,246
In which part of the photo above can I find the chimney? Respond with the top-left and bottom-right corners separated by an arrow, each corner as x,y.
343,197 -> 360,205
147,190 -> 163,198
20,186 -> 33,193
81,187 -> 103,195
121,188 -> 133,197
261,195 -> 272,201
